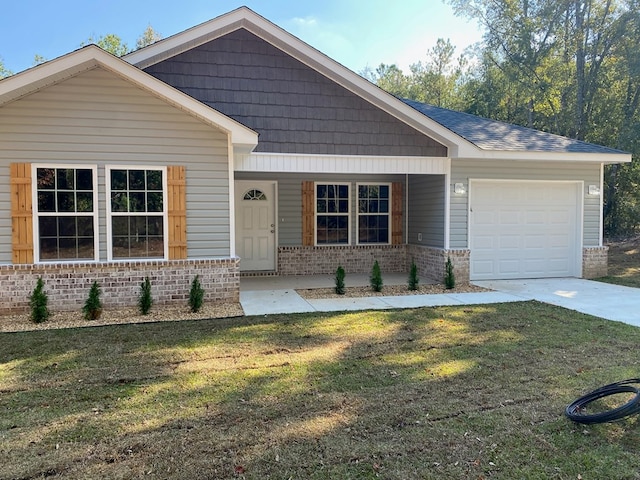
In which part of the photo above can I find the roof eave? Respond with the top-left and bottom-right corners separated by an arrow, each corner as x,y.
455,149 -> 632,163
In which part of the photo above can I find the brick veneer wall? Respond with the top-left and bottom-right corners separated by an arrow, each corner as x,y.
408,245 -> 470,284
582,246 -> 608,278
0,258 -> 239,314
278,245 -> 408,275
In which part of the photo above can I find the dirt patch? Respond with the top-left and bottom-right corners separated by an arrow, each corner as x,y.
297,283 -> 487,299
0,302 -> 244,333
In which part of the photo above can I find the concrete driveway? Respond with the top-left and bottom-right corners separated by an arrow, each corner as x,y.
472,278 -> 640,327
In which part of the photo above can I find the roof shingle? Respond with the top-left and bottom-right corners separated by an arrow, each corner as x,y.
402,98 -> 625,154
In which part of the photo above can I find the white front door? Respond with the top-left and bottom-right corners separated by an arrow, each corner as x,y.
469,180 -> 582,280
235,181 -> 276,271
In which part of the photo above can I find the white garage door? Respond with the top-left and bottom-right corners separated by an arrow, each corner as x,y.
469,180 -> 581,280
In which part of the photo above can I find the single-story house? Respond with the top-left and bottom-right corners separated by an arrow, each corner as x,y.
0,7 -> 631,313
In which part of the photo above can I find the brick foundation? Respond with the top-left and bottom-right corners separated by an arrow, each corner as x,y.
582,246 -> 608,278
408,245 -> 470,284
277,245 -> 409,275
0,258 -> 239,314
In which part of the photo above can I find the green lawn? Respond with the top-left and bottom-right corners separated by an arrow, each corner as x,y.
3,301 -> 640,479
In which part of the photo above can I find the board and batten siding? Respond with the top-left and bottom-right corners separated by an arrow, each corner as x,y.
235,172 -> 406,246
450,160 -> 602,249
407,174 -> 446,248
0,67 -> 231,263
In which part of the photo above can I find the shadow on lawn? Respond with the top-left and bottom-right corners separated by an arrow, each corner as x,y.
3,302 -> 640,479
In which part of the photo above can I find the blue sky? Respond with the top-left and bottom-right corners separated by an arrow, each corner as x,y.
0,1 -> 483,75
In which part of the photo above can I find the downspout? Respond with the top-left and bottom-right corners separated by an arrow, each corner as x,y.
599,163 -> 604,247
405,173 -> 409,244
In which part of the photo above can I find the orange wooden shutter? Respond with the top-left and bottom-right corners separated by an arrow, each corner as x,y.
392,182 -> 403,245
167,165 -> 187,259
11,163 -> 34,264
302,181 -> 315,246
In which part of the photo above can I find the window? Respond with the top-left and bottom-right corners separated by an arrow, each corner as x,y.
357,184 -> 390,244
107,167 -> 167,260
243,189 -> 267,201
315,183 -> 350,244
34,166 -> 98,262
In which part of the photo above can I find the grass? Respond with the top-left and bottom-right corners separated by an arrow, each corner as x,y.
597,237 -> 640,288
3,302 -> 640,479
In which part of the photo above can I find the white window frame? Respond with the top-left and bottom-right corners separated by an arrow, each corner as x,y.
105,165 -> 169,261
31,164 -> 99,263
356,182 -> 392,245
314,182 -> 351,246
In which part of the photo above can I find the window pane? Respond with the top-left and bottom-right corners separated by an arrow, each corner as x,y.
129,170 -> 145,190
379,200 -> 389,213
129,192 -> 146,212
147,170 -> 162,190
76,169 -> 93,190
77,216 -> 94,236
58,217 -> 77,236
316,199 -> 327,213
57,169 -> 74,190
38,192 -> 55,212
57,192 -> 75,212
112,216 -> 129,235
380,185 -> 389,198
338,185 -> 348,198
327,185 -> 335,198
147,216 -> 163,235
58,238 -> 78,259
39,217 -> 57,236
328,200 -> 336,213
147,192 -> 163,212
37,168 -> 55,189
111,170 -> 127,190
317,184 -> 326,199
77,237 -> 95,259
40,238 -> 57,260
338,200 -> 349,213
111,192 -> 128,212
76,192 -> 93,212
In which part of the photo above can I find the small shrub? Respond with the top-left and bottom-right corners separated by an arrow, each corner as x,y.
335,266 -> 346,295
370,260 -> 383,292
83,281 -> 103,321
29,277 -> 50,324
408,261 -> 419,291
444,256 -> 455,290
139,277 -> 153,315
189,275 -> 205,313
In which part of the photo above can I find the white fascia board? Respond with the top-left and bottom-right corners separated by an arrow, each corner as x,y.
234,152 -> 450,175
0,45 -> 258,150
123,7 -> 474,155
456,150 -> 632,163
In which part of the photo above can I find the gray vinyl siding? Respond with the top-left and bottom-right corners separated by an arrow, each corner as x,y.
408,174 -> 446,247
450,160 -> 602,249
144,28 -> 447,157
0,67 -> 231,263
236,172 -> 405,245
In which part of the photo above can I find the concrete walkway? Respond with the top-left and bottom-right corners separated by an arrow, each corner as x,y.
240,275 -> 640,327
473,278 -> 640,327
239,273 -> 522,316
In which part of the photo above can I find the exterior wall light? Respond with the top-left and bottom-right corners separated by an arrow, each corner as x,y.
588,185 -> 601,196
454,183 -> 466,194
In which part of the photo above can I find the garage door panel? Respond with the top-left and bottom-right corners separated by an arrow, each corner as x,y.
470,181 -> 580,280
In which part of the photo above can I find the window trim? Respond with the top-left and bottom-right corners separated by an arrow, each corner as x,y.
105,165 -> 169,262
356,182 -> 392,245
314,182 -> 351,246
31,164 -> 99,264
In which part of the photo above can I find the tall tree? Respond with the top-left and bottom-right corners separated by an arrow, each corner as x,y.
0,57 -> 12,79
136,24 -> 162,50
81,34 -> 129,56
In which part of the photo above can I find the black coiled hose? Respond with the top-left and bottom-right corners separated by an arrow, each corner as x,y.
565,379 -> 640,424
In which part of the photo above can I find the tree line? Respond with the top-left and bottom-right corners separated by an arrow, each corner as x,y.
364,0 -> 639,238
